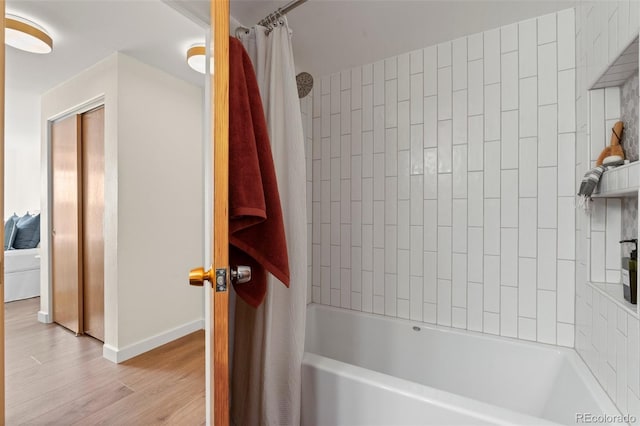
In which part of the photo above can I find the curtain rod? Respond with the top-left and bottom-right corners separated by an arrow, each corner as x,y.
257,0 -> 309,26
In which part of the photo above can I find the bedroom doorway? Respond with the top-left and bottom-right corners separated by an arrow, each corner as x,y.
4,0 -> 208,422
50,105 -> 104,340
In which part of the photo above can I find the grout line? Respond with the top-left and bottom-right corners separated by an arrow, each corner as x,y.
533,16 -> 540,343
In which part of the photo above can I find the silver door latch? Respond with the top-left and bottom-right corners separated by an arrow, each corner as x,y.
231,265 -> 251,284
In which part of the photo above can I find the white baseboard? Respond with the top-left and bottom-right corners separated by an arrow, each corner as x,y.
37,310 -> 52,323
102,319 -> 204,364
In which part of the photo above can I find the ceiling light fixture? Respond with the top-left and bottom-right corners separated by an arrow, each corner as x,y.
5,14 -> 53,54
187,44 -> 206,74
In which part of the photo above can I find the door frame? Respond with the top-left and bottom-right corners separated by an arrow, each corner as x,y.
203,28 -> 213,425
1,0 -> 6,420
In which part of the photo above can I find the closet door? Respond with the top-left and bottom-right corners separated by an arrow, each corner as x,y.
51,114 -> 83,334
81,106 -> 105,341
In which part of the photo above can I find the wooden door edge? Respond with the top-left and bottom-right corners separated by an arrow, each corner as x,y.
211,0 -> 230,424
75,114 -> 84,335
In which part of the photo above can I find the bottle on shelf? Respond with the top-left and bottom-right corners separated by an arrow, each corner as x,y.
620,239 -> 638,304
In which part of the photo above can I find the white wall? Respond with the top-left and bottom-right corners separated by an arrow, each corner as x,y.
574,0 -> 640,417
310,10 -> 577,346
115,53 -> 204,350
41,53 -> 205,361
6,88 -> 41,218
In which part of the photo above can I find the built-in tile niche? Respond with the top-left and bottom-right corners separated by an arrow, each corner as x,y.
575,4 -> 640,416
588,36 -> 640,318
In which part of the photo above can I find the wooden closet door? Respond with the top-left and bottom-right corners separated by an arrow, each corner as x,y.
81,106 -> 105,341
51,114 -> 83,334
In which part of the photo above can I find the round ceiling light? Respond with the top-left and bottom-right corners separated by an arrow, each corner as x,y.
187,45 -> 206,74
5,14 -> 53,54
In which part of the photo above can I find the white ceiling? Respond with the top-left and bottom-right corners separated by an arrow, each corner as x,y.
5,0 -> 576,98
6,0 -> 207,96
229,0 -> 576,77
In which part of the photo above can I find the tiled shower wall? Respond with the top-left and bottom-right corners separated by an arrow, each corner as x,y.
574,0 -> 640,416
622,74 -> 639,162
309,10 -> 576,346
621,74 -> 639,259
301,92 -> 313,304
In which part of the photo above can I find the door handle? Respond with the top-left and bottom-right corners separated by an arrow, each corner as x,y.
189,265 -> 251,287
189,266 -> 213,287
231,265 -> 251,284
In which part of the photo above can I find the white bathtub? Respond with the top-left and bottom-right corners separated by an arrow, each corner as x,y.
302,304 -> 622,425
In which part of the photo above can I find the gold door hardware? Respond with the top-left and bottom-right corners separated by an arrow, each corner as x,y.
189,266 -> 251,289
189,266 -> 213,287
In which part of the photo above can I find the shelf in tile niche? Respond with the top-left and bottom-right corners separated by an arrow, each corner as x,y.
592,161 -> 640,197
590,36 -> 639,89
588,281 -> 638,318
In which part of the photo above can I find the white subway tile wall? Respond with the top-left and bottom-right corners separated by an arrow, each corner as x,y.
574,0 -> 640,419
301,90 -> 313,304
309,10 -> 577,348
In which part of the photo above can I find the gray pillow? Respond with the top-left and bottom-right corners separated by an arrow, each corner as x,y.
4,213 -> 18,250
13,213 -> 40,249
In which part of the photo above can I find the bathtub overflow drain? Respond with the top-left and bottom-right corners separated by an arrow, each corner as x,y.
412,326 -> 421,332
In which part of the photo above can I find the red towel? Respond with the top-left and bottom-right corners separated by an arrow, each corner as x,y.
228,37 -> 290,307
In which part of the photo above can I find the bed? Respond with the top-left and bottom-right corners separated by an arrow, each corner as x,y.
5,248 -> 40,302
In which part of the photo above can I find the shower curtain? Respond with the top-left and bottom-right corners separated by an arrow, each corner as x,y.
232,19 -> 308,426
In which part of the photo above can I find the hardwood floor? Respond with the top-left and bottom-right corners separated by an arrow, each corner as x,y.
5,297 -> 205,425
